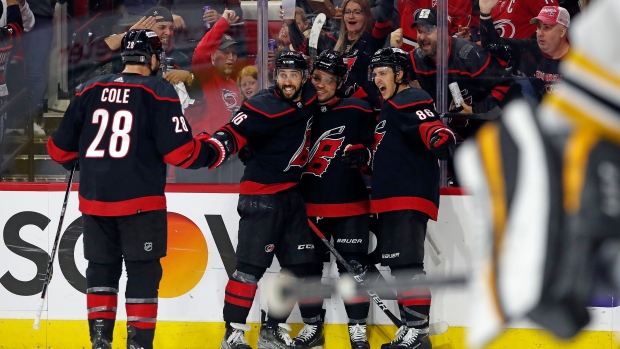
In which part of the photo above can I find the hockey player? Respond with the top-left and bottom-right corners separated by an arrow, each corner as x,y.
292,50 -> 376,349
46,29 -> 221,349
204,50 -> 321,349
366,47 -> 456,349
457,0 -> 620,347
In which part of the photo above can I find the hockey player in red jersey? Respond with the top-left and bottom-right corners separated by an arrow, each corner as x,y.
204,50 -> 321,349
292,50 -> 376,349
47,30 -> 222,349
365,47 -> 455,349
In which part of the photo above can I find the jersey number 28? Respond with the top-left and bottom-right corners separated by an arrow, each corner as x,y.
86,108 -> 133,158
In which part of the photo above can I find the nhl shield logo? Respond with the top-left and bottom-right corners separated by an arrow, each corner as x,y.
144,242 -> 153,252
297,102 -> 303,108
321,106 -> 327,113
265,244 -> 275,253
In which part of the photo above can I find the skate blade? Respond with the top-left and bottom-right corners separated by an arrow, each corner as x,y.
429,321 -> 449,336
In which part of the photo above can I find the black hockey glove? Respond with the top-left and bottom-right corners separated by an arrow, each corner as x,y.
341,144 -> 371,169
430,128 -> 456,160
200,130 -> 235,169
61,158 -> 79,172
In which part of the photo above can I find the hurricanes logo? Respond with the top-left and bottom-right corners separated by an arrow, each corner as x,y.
373,120 -> 386,151
304,126 -> 346,177
265,244 -> 275,253
285,117 -> 313,170
222,89 -> 239,113
493,19 -> 516,38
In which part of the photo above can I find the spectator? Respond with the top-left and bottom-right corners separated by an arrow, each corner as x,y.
237,65 -> 259,101
157,0 -> 247,57
288,0 -> 395,109
0,0 -> 33,31
407,8 -> 516,139
480,2 -> 571,103
21,0 -> 58,136
0,0 -> 23,148
396,0 -> 473,51
482,0 -> 555,39
189,9 -> 241,135
295,6 -> 310,37
177,9 -> 243,184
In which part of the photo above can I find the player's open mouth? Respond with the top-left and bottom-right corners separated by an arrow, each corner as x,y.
378,86 -> 387,92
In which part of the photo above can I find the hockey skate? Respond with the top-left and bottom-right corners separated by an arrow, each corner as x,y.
127,325 -> 145,349
348,323 -> 370,349
91,319 -> 112,349
382,327 -> 431,349
292,319 -> 324,348
257,321 -> 294,349
221,323 -> 252,349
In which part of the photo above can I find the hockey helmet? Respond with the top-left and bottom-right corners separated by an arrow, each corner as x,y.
312,50 -> 348,81
274,50 -> 309,79
121,29 -> 164,64
368,47 -> 411,83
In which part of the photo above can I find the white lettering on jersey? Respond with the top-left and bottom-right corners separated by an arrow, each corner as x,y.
101,88 -> 131,104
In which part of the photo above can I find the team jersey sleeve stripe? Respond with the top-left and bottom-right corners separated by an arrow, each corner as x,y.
223,125 -> 247,152
164,139 -> 202,168
388,99 -> 434,109
46,137 -> 78,164
419,121 -> 446,149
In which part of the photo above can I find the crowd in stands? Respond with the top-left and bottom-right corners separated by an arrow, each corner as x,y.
0,0 -> 592,183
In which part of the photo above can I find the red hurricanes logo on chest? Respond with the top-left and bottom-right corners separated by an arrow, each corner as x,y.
373,120 -> 386,151
285,117 -> 313,171
304,126 -> 346,177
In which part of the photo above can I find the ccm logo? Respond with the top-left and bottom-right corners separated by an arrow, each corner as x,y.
298,244 -> 315,250
336,238 -> 362,244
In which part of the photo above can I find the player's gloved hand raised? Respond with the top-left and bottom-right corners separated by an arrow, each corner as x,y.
430,128 -> 456,160
341,144 -> 371,169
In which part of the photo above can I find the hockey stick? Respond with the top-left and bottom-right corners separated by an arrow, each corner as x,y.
307,219 -> 405,327
34,165 -> 76,330
309,13 -> 326,61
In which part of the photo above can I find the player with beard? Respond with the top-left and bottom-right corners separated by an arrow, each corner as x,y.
47,30 -> 221,349
292,50 -> 375,349
368,47 -> 455,349
205,50 -> 321,349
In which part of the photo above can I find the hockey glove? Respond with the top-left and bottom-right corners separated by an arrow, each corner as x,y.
430,128 -> 456,160
341,144 -> 371,170
61,158 -> 79,171
204,131 -> 235,169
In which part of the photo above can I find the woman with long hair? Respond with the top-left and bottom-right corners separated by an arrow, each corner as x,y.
287,0 -> 394,109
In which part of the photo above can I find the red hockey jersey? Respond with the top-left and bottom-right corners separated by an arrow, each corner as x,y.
490,0 -> 557,39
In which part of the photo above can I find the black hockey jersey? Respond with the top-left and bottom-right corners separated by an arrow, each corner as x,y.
47,73 -> 214,216
299,97 -> 375,217
217,82 -> 318,195
370,88 -> 448,221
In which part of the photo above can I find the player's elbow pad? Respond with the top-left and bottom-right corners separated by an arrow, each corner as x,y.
205,130 -> 235,169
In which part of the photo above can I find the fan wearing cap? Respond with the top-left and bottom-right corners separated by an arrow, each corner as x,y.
393,0 -> 473,52
409,7 -> 516,140
102,6 -> 196,87
480,0 -> 570,102
188,9 -> 241,136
